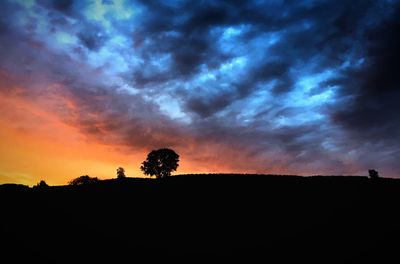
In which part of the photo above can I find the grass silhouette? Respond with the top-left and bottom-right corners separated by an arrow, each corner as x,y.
1,174 -> 400,263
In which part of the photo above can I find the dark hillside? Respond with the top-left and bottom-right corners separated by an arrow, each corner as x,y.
1,174 -> 400,263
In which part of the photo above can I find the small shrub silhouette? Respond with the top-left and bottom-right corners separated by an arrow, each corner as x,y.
116,167 -> 126,179
68,175 -> 99,186
368,169 -> 379,179
33,180 -> 49,189
140,148 -> 179,178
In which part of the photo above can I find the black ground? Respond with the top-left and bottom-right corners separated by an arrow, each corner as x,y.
1,174 -> 400,263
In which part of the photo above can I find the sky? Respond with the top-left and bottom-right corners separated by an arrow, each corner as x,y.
0,0 -> 399,185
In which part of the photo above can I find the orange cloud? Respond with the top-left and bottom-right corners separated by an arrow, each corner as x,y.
0,84 -> 147,186
0,81 -> 246,186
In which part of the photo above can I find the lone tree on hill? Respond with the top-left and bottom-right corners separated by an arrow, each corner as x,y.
140,148 -> 179,179
33,180 -> 49,189
116,167 -> 126,179
369,169 -> 380,179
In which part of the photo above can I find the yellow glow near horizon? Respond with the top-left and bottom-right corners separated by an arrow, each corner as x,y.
0,91 -> 145,186
0,86 -> 210,186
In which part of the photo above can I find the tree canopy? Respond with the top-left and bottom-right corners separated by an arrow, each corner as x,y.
68,175 -> 99,186
140,148 -> 179,178
369,169 -> 380,179
116,167 -> 126,179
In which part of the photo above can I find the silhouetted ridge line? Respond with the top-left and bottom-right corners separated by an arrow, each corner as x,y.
1,173 -> 400,263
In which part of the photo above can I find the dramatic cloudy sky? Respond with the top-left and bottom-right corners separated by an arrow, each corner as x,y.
0,0 -> 399,185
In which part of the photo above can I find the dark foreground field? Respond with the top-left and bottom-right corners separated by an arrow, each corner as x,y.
1,174 -> 400,263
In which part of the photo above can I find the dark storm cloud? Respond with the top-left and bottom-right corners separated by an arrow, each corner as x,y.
0,1 -> 24,36
328,4 -> 400,174
37,0 -> 74,15
130,0 -> 376,105
63,84 -> 189,149
333,5 -> 400,137
184,89 -> 236,118
128,1 -> 238,84
77,23 -> 108,51
125,0 -> 400,176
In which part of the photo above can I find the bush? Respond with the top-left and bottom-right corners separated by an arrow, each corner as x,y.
68,175 -> 99,186
368,169 -> 379,179
33,180 -> 49,189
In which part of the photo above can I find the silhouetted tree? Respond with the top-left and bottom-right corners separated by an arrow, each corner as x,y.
140,148 -> 179,178
116,167 -> 126,179
369,169 -> 380,179
33,180 -> 49,189
68,175 -> 99,186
